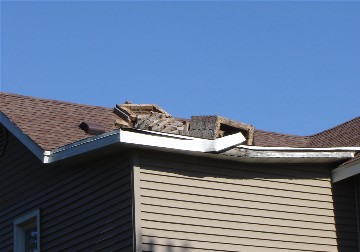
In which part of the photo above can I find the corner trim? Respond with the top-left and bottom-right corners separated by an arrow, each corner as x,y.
131,150 -> 142,252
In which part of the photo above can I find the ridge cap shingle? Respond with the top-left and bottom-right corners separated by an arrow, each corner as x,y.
0,92 -> 111,111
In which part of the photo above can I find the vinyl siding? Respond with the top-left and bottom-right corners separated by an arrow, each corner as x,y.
332,175 -> 360,252
137,151 -> 358,252
0,130 -> 133,251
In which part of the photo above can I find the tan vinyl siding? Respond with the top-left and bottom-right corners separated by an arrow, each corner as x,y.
138,151 -> 358,252
0,131 -> 133,251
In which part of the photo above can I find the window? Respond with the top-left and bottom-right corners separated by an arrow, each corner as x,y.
14,209 -> 40,252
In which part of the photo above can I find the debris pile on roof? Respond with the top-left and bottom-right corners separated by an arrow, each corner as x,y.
188,116 -> 254,145
114,102 -> 170,124
112,101 -> 255,144
135,112 -> 189,135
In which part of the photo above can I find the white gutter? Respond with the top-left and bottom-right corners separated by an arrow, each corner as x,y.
237,144 -> 360,152
45,129 -> 246,163
44,130 -> 122,163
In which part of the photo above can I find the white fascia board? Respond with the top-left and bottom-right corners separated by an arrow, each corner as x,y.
126,128 -> 197,140
118,129 -> 246,153
332,159 -> 360,183
45,129 -> 246,163
237,144 -> 360,152
238,150 -> 355,159
0,112 -> 46,162
45,130 -> 120,163
213,132 -> 246,151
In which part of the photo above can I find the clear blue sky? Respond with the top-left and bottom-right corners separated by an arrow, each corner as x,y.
1,1 -> 359,136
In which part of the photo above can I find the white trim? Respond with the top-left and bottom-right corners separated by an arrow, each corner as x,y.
0,113 -> 45,161
237,144 -> 360,152
126,128 -> 197,140
44,129 -> 246,163
119,129 -> 246,153
13,209 -> 40,252
332,159 -> 360,183
44,130 -> 120,163
230,150 -> 355,159
132,151 -> 143,252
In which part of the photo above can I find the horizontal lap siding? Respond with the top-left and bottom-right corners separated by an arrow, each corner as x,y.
0,131 -> 133,251
332,177 -> 359,251
138,151 -> 358,252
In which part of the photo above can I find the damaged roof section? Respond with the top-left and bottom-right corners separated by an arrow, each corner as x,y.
113,101 -> 254,145
188,116 -> 254,145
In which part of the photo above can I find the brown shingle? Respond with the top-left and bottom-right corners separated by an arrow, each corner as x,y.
254,116 -> 360,148
308,117 -> 360,147
253,130 -> 310,147
339,153 -> 360,167
0,92 -> 121,150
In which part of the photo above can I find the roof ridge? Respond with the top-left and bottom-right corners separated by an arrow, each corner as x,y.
307,116 -> 360,147
0,92 -> 111,110
309,116 -> 360,137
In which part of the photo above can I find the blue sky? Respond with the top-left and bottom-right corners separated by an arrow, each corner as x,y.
1,1 -> 359,136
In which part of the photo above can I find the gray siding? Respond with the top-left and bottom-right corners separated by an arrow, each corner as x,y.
0,131 -> 133,251
137,151 -> 358,252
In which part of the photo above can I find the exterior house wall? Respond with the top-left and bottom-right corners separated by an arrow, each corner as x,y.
136,150 -> 358,252
331,176 -> 359,252
0,131 -> 133,251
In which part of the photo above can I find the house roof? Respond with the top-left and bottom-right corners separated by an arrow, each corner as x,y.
309,117 -> 360,148
253,130 -> 311,148
0,92 -> 122,150
1,92 -> 359,167
1,92 -> 360,150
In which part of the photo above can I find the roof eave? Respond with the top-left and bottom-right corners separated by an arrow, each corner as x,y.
42,128 -> 357,165
0,112 -> 47,162
0,114 -> 357,166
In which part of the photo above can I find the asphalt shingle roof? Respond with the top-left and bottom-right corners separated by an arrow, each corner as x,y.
253,130 -> 311,148
309,117 -> 360,148
1,92 -> 360,156
0,92 -> 121,150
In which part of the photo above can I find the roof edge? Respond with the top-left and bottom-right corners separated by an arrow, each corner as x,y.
0,112 -> 46,162
1,114 -> 357,165
39,128 -> 359,164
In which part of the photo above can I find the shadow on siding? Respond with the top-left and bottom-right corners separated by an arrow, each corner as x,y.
332,176 -> 359,252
